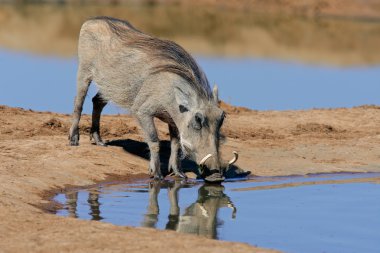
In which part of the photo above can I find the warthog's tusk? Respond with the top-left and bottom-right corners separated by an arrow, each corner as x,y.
199,154 -> 213,167
199,204 -> 209,217
228,151 -> 239,165
228,202 -> 237,219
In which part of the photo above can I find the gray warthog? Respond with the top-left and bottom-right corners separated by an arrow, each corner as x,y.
68,17 -> 238,180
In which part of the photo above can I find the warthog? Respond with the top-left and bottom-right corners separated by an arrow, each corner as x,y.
68,16 -> 238,180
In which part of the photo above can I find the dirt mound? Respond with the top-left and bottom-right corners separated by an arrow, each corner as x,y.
354,105 -> 380,110
219,101 -> 251,114
76,121 -> 139,138
39,118 -> 69,137
223,127 -> 284,140
104,122 -> 139,137
251,128 -> 284,139
292,123 -> 344,135
0,105 -> 33,115
42,118 -> 67,131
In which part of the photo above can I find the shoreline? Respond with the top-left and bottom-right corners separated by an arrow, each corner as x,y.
1,103 -> 380,252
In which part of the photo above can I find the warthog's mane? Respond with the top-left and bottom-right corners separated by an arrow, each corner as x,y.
93,16 -> 212,99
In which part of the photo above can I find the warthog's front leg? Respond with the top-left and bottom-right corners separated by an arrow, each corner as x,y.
136,113 -> 162,180
142,181 -> 161,228
168,124 -> 186,178
166,180 -> 181,230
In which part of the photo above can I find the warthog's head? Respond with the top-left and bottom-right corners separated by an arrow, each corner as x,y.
174,84 -> 238,178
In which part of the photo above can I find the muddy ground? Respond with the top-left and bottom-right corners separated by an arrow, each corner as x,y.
1,103 -> 380,252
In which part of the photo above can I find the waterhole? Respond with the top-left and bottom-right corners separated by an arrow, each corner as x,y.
55,173 -> 380,253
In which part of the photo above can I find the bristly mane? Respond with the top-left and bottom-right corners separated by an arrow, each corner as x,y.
93,16 -> 212,99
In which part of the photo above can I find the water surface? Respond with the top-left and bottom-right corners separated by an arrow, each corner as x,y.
1,49 -> 379,113
55,173 -> 380,253
1,5 -> 380,113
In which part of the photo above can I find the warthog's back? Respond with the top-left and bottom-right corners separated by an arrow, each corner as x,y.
77,17 -> 211,110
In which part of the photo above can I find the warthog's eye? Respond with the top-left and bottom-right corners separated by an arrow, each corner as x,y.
179,105 -> 189,113
192,112 -> 205,130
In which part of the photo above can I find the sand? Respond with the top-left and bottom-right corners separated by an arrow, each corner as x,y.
1,103 -> 380,252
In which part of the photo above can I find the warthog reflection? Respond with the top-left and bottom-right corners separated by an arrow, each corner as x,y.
143,181 -> 236,239
64,181 -> 236,239
65,190 -> 103,221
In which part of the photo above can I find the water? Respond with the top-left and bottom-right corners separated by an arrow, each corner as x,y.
1,50 -> 380,114
55,173 -> 380,253
1,5 -> 380,113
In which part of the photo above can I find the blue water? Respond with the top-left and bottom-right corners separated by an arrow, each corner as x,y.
55,173 -> 380,253
1,49 -> 379,114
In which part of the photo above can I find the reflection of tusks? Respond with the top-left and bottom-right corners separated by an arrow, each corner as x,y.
199,204 -> 209,217
199,154 -> 213,167
228,151 -> 239,165
227,202 -> 237,219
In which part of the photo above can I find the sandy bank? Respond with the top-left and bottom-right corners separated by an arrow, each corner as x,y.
1,103 -> 380,252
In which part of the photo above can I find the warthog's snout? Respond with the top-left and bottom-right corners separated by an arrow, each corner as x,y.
198,151 -> 239,183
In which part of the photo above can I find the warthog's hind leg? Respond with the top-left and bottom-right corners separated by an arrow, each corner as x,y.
168,124 -> 186,179
69,70 -> 91,146
90,92 -> 108,146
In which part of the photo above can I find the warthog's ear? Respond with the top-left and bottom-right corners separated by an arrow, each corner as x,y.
174,87 -> 191,113
213,84 -> 219,104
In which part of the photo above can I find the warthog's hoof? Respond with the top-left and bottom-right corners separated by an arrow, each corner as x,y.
93,140 -> 107,146
174,171 -> 187,179
204,173 -> 225,184
150,173 -> 163,181
69,134 -> 79,146
90,132 -> 107,146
